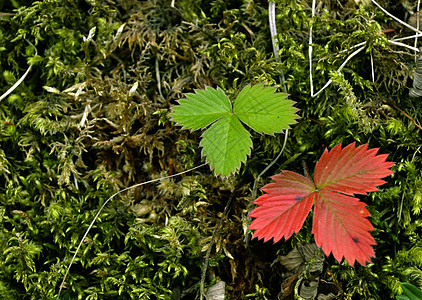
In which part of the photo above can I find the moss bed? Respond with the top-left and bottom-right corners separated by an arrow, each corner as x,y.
0,0 -> 421,299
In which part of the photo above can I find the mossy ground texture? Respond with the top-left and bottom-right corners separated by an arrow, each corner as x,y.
0,0 -> 421,299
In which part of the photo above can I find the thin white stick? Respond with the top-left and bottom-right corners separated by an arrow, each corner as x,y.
392,33 -> 422,42
338,41 -> 367,54
312,45 -> 366,98
269,2 -> 279,60
0,40 -> 37,102
269,1 -> 287,93
416,0 -> 421,62
398,193 -> 405,223
155,58 -> 164,100
370,51 -> 375,82
312,79 -> 332,98
256,128 -> 288,183
0,64 -> 32,102
371,0 -> 422,34
56,163 -> 206,299
412,146 -> 421,161
388,40 -> 420,52
309,0 -> 316,96
337,46 -> 366,72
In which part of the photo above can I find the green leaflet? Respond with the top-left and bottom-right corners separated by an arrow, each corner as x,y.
234,84 -> 297,134
396,282 -> 422,300
201,114 -> 252,176
172,86 -> 231,130
171,83 -> 298,176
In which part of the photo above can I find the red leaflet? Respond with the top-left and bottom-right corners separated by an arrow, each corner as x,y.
248,143 -> 394,266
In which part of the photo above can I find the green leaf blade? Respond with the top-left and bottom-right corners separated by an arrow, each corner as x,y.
200,114 -> 252,177
401,282 -> 422,300
234,84 -> 298,134
171,86 -> 232,130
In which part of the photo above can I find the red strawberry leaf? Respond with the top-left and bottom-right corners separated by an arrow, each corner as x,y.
314,143 -> 394,195
248,143 -> 394,266
313,190 -> 375,266
248,171 -> 315,243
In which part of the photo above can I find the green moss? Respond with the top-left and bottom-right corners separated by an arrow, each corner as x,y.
0,0 -> 421,298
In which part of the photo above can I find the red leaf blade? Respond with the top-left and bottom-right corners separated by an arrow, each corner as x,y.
314,143 -> 394,195
249,143 -> 394,267
313,190 -> 376,266
248,171 -> 314,243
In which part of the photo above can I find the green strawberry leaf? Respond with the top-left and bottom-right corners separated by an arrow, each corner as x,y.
234,84 -> 298,134
201,114 -> 252,176
171,86 -> 231,130
170,84 -> 298,177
